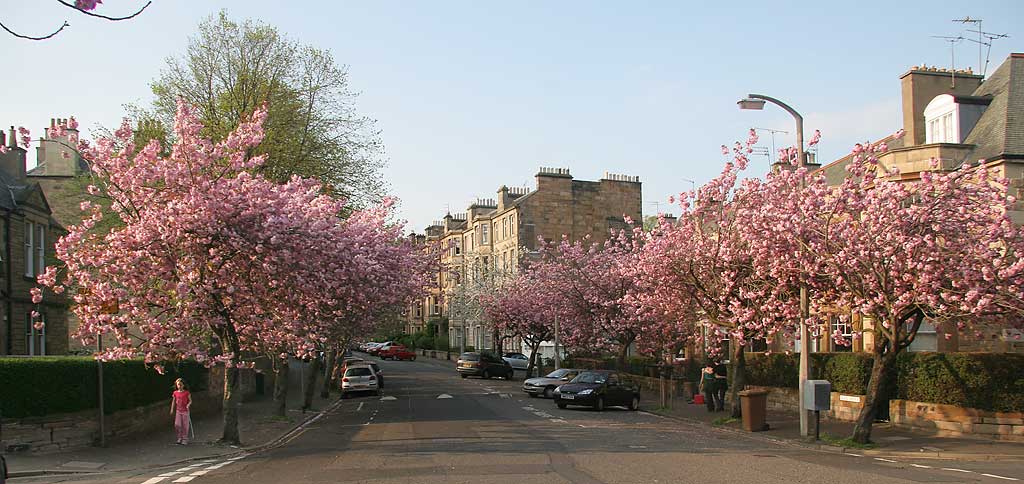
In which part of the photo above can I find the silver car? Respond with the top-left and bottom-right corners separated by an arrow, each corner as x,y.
522,368 -> 582,398
341,364 -> 380,398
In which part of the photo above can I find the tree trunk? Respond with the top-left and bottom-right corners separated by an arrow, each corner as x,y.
617,340 -> 632,371
728,345 -> 747,419
215,324 -> 243,445
272,357 -> 289,417
320,349 -> 336,399
851,348 -> 896,444
525,340 -> 542,378
301,356 -> 320,411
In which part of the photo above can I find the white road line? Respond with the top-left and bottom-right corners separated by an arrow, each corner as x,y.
227,454 -> 249,461
875,458 -> 898,463
910,464 -> 932,469
357,402 -> 364,411
981,474 -> 1019,481
157,472 -> 182,477
942,468 -> 974,473
190,470 -> 209,476
500,393 -> 511,399
200,460 -> 217,464
175,467 -> 194,472
847,454 -> 864,457
141,478 -> 167,484
172,477 -> 196,483
206,462 -> 230,470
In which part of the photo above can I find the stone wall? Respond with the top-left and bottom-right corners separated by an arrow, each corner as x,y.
746,386 -> 865,421
890,399 -> 1024,442
1,391 -> 220,453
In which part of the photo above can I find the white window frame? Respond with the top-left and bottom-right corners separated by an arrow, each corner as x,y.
24,221 -> 33,277
830,315 -> 853,352
26,312 -> 45,356
924,94 -> 959,144
481,224 -> 489,245
37,224 -> 45,275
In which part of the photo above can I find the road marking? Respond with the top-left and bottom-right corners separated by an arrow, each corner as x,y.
172,477 -> 196,483
500,393 -> 511,399
357,402 -> 364,411
874,458 -> 898,463
910,464 -> 932,469
141,478 -> 167,484
158,472 -> 182,477
175,467 -> 194,472
190,470 -> 210,476
207,462 -> 231,469
549,419 -> 567,423
981,474 -> 1019,481
380,395 -> 397,401
228,454 -> 249,461
941,468 -> 973,473
628,445 -> 647,449
437,394 -> 453,399
200,460 -> 217,464
846,454 -> 864,457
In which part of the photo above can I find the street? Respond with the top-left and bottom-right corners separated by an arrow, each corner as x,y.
44,357 -> 1023,484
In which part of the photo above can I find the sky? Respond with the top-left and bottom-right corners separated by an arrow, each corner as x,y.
2,1 -> 1022,232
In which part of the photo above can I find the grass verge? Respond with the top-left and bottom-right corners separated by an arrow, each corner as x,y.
819,432 -> 877,449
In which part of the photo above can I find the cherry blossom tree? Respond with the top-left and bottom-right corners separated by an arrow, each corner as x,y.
1,1 -> 152,41
745,134 -> 1024,443
634,136 -> 801,417
481,270 -> 558,377
35,100 -> 395,444
532,231 -> 652,369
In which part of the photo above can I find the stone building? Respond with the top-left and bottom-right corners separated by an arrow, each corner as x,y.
808,53 -> 1024,355
404,167 -> 642,352
0,127 -> 70,355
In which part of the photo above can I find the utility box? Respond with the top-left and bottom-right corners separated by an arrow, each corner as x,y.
804,380 -> 831,411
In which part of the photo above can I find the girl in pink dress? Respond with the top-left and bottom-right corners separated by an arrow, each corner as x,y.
170,378 -> 192,445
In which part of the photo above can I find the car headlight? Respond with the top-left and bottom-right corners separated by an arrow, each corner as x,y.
578,389 -> 593,395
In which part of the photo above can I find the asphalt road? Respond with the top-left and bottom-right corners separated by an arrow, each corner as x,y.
54,356 -> 1024,484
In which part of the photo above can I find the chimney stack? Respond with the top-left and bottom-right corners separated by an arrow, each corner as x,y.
900,65 -> 984,147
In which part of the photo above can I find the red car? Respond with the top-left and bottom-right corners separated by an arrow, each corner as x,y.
378,344 -> 416,361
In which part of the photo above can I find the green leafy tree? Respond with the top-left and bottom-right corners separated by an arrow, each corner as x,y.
146,12 -> 385,205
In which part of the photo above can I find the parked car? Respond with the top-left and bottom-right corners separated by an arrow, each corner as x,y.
553,370 -> 640,411
456,351 -> 514,379
502,352 -> 530,370
366,361 -> 384,388
340,364 -> 380,398
379,344 -> 416,361
522,368 -> 582,398
367,341 -> 394,356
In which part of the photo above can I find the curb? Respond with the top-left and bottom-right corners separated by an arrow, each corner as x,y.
8,398 -> 344,480
642,409 -> 1024,462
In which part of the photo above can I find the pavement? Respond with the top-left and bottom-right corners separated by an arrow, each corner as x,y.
4,359 -> 335,481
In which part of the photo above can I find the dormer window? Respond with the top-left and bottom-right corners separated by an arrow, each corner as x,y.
924,94 -> 957,144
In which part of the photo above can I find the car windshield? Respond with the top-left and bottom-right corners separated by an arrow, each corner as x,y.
571,372 -> 607,384
460,353 -> 480,361
546,369 -> 572,379
345,367 -> 372,377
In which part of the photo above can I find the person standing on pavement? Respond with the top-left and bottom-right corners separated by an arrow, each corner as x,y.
170,378 -> 192,445
713,360 -> 729,412
698,362 -> 718,412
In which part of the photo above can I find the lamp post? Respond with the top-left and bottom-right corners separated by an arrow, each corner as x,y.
738,93 -> 812,438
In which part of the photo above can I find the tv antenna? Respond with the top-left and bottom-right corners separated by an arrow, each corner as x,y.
754,127 -> 788,164
953,17 -> 983,75
931,35 -> 964,87
965,29 -> 1009,78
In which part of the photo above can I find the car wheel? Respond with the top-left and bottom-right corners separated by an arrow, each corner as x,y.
557,402 -> 567,409
483,370 -> 491,380
595,396 -> 605,412
543,387 -> 554,399
460,373 -> 468,379
629,395 -> 640,411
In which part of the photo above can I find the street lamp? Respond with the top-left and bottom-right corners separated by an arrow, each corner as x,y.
738,93 -> 813,438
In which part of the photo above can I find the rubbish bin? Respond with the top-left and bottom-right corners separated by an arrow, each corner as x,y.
739,389 -> 770,432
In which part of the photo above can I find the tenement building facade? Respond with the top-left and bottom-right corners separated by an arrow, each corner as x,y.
404,167 -> 642,352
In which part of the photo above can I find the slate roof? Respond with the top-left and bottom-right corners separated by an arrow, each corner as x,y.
964,53 -> 1024,162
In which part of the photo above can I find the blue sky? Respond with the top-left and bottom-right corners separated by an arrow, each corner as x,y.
2,1 -> 1021,231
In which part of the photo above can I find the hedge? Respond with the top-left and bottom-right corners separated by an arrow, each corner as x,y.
0,357 -> 207,419
741,352 -> 1024,413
